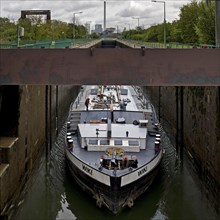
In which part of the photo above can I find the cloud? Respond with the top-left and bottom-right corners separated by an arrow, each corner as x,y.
0,0 -> 189,28
172,0 -> 192,9
117,1 -> 147,17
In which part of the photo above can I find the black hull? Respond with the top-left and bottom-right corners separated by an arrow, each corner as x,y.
66,153 -> 161,214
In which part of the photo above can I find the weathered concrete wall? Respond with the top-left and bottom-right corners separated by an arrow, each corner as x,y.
19,85 -> 46,171
183,87 -> 220,194
0,139 -> 17,213
0,85 -> 79,216
144,86 -> 220,204
0,86 -> 46,215
50,85 -> 80,142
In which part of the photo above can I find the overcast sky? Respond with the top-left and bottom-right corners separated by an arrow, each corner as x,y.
1,0 -> 194,31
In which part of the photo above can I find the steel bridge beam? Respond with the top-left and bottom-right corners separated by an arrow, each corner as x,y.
0,48 -> 219,85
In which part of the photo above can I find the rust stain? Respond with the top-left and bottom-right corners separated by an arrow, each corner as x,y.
0,48 -> 219,85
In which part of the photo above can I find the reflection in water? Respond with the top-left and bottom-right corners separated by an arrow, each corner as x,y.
56,193 -> 76,220
12,122 -> 218,220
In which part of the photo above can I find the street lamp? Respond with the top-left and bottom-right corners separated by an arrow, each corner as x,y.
73,11 -> 83,46
152,0 -> 166,48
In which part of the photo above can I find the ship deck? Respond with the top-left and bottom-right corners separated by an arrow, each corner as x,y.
66,86 -> 160,177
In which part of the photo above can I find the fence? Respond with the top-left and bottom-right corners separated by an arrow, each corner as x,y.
121,39 -> 217,49
0,38 -> 93,49
1,38 -> 217,49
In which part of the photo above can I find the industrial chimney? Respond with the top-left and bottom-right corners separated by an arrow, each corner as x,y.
104,1 -> 106,31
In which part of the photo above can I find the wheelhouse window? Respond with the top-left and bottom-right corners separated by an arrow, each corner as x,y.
128,140 -> 139,146
88,139 -> 98,145
100,140 -> 109,145
114,140 -> 122,145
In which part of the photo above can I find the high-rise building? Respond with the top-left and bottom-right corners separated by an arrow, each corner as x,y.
94,24 -> 103,34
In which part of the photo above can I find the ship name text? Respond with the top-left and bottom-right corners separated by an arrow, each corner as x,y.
82,164 -> 93,175
138,166 -> 148,176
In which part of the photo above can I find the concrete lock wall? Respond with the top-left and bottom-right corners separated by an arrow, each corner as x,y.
0,85 -> 79,216
49,85 -> 80,142
0,85 -> 46,215
144,86 -> 220,201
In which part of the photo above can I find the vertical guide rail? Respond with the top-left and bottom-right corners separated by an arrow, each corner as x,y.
56,85 -> 58,137
180,87 -> 184,160
175,86 -> 179,155
175,86 -> 184,160
45,85 -> 49,157
158,86 -> 161,122
49,85 -> 52,150
45,85 -> 52,157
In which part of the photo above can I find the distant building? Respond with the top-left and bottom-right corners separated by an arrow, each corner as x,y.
92,24 -> 103,34
95,24 -> 103,33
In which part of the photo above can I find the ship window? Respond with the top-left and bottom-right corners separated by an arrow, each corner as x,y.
120,88 -> 128,95
114,140 -> 122,145
100,140 -> 109,145
90,89 -> 98,95
88,139 -> 98,145
128,140 -> 139,146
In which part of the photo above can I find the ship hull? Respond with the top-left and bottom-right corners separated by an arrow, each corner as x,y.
65,149 -> 162,214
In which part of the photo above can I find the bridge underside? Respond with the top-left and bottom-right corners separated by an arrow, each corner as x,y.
0,48 -> 219,85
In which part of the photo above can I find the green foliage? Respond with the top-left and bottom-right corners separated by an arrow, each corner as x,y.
195,1 -> 215,44
76,25 -> 87,38
0,16 -> 87,43
143,26 -> 158,42
90,32 -> 99,39
0,17 -> 16,42
156,23 -> 164,42
169,20 -> 182,43
122,0 -> 215,46
0,1 -> 216,46
178,0 -> 199,43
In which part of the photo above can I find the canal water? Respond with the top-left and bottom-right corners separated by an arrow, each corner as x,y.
10,122 -> 218,220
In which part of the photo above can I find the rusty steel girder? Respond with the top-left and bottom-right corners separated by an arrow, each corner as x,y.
0,48 -> 219,85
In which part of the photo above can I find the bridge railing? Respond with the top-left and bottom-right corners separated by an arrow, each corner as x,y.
119,39 -> 217,49
0,38 -> 94,49
1,38 -> 217,49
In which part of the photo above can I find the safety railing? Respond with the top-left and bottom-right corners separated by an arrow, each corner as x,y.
0,38 -> 95,49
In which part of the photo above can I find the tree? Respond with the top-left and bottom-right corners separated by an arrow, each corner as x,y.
195,0 -> 215,44
50,20 -> 69,40
0,16 -> 88,43
169,20 -> 182,43
76,25 -> 87,38
18,18 -> 35,41
178,0 -> 200,43
0,17 -> 16,42
156,24 -> 164,42
90,32 -> 99,39
143,25 -> 158,42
